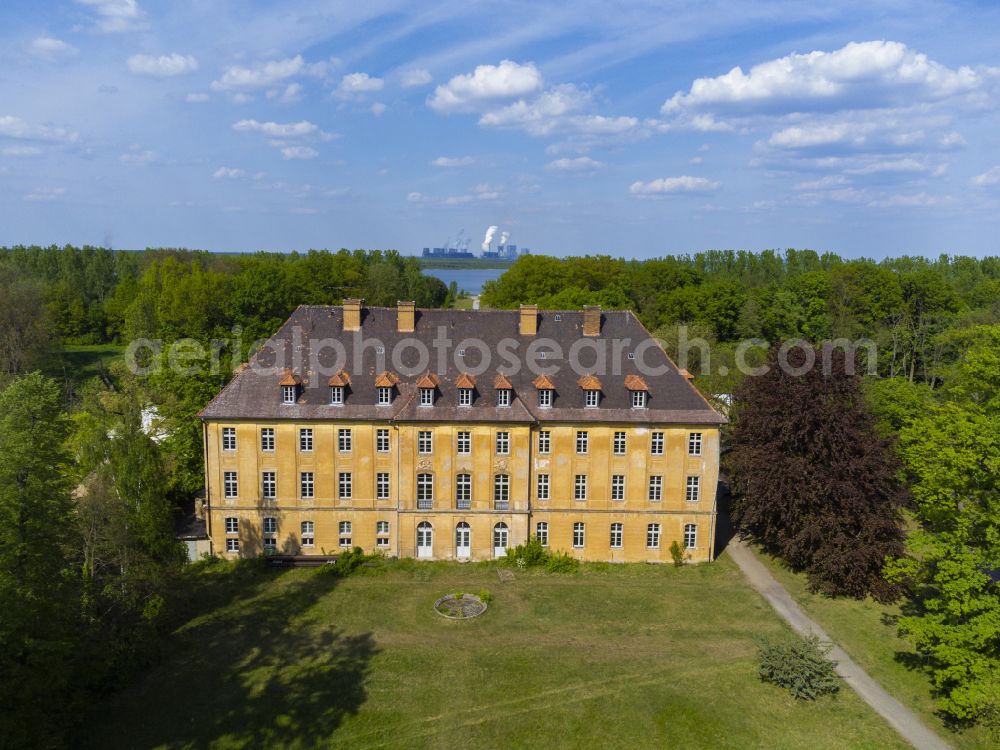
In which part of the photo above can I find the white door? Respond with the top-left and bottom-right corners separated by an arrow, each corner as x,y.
417,522 -> 433,558
456,523 -> 471,559
493,523 -> 509,558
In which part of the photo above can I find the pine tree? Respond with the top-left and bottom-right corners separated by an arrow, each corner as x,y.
727,345 -> 907,602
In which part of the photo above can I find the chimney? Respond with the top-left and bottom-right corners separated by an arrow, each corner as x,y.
397,300 -> 415,333
519,304 -> 538,336
343,298 -> 363,332
583,305 -> 601,336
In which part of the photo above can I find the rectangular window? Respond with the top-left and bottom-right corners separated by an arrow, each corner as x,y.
538,430 -> 551,454
376,472 -> 390,500
458,388 -> 473,407
576,431 -> 588,454
456,430 -> 471,455
647,523 -> 661,549
226,538 -> 240,553
631,390 -> 647,408
497,389 -> 511,408
686,476 -> 701,503
376,521 -> 390,547
338,428 -> 352,453
419,388 -> 434,407
225,516 -> 238,534
300,471 -> 314,499
650,431 -> 664,456
455,474 -> 472,509
536,521 -> 548,547
538,389 -> 552,408
573,522 -> 585,548
338,472 -> 352,500
494,474 -> 510,510
339,521 -> 352,548
376,428 -> 390,453
263,517 -> 277,535
688,432 -> 703,456
223,471 -> 238,499
301,521 -> 314,547
495,431 -> 510,455
222,427 -> 237,451
417,473 -> 433,509
260,427 -> 275,452
613,431 -> 626,455
611,474 -> 625,501
574,474 -> 587,501
418,430 -> 433,454
378,386 -> 391,405
281,385 -> 296,404
585,389 -> 599,408
330,386 -> 344,405
610,522 -> 623,549
536,473 -> 550,501
299,428 -> 313,452
648,475 -> 663,502
684,523 -> 698,550
262,471 -> 276,500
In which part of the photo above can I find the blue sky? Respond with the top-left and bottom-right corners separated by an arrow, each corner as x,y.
1,1 -> 999,258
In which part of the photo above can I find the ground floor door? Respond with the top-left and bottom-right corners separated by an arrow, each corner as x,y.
417,522 -> 433,558
493,522 -> 509,558
456,522 -> 471,559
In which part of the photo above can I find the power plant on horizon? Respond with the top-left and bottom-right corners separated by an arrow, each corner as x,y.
421,226 -> 531,260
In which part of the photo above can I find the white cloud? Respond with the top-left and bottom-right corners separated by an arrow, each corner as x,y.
793,175 -> 849,190
281,146 -> 318,160
24,186 -> 66,201
431,156 -> 474,167
2,145 -> 43,157
867,192 -> 955,208
267,83 -> 303,103
428,60 -> 543,112
768,122 -> 870,149
371,102 -> 387,117
212,56 -> 304,90
400,68 -> 432,88
74,0 -> 147,33
127,53 -> 198,77
0,115 -> 79,143
28,37 -> 78,61
972,166 -> 1000,186
545,156 -> 603,172
120,146 -> 156,165
630,176 -> 720,194
689,156 -> 704,165
406,191 -> 426,203
185,92 -> 209,103
229,93 -> 254,104
663,40 -> 985,121
339,72 -> 384,93
232,119 -> 327,138
846,158 -> 928,174
213,167 -> 246,179
478,83 -> 590,133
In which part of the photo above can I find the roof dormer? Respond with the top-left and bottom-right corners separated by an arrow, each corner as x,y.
456,372 -> 476,407
279,369 -> 301,404
577,374 -> 602,408
625,374 -> 649,408
416,372 -> 440,407
374,370 -> 399,406
328,369 -> 351,405
533,374 -> 555,408
494,373 -> 513,408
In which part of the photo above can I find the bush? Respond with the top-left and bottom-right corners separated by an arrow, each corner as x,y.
504,537 -> 548,567
545,552 -> 579,573
669,541 -> 685,567
756,634 -> 840,701
321,547 -> 379,577
478,589 -> 493,604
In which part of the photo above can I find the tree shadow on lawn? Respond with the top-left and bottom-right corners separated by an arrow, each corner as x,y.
89,567 -> 377,750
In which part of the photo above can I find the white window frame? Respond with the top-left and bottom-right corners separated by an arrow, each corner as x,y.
576,431 -> 588,455
611,474 -> 625,501
574,474 -> 587,501
536,521 -> 548,547
631,390 -> 647,409
538,430 -> 551,454
613,431 -> 626,455
648,475 -> 663,502
610,522 -> 623,549
376,521 -> 390,547
262,471 -> 276,500
301,521 -> 314,547
689,432 -> 703,456
650,431 -> 664,456
496,388 -> 511,408
538,389 -> 552,408
376,472 -> 390,500
377,386 -> 392,405
338,428 -> 352,453
495,431 -> 510,455
419,387 -> 434,407
225,516 -> 238,534
222,427 -> 237,452
458,388 -> 473,407
536,473 -> 550,501
376,428 -> 390,453
684,523 -> 698,550
573,522 -> 585,548
338,472 -> 352,500
226,538 -> 240,553
263,517 -> 277,535
455,473 -> 472,509
281,385 -> 296,404
300,471 -> 314,499
299,428 -> 313,452
330,386 -> 344,406
417,473 -> 434,509
339,520 -> 352,548
224,471 -> 238,499
418,430 -> 433,454
493,474 -> 510,510
686,476 -> 701,503
647,523 -> 661,549
260,428 -> 275,452
584,389 -> 599,408
456,430 -> 471,454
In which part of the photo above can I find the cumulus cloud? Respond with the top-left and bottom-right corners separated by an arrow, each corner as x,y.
867,192 -> 955,208
478,83 -> 589,131
267,83 -> 303,103
119,146 -> 156,165
213,167 -> 246,179
74,0 -> 147,33
400,68 -> 432,87
213,56 -> 304,90
127,53 -> 198,77
339,72 -> 384,93
232,119 -> 327,138
428,60 -> 543,112
0,115 -> 79,143
972,166 -> 1000,186
28,37 -> 78,61
431,156 -> 474,167
281,146 -> 319,160
545,156 -> 604,172
629,176 -> 720,194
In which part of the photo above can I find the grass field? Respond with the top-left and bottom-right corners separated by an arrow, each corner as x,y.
47,343 -> 125,383
82,556 -> 909,750
755,549 -> 994,750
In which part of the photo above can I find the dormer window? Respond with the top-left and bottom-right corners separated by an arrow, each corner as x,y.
459,388 -> 473,407
415,372 -> 440,407
624,374 -> 649,409
375,370 -> 399,406
419,388 -> 434,407
279,369 -> 300,404
585,389 -> 599,408
329,386 -> 344,405
455,373 -> 476,408
281,385 -> 296,404
631,390 -> 647,408
327,370 -> 350,406
377,386 -> 392,405
538,389 -> 552,408
493,373 -> 514,408
497,389 -> 511,408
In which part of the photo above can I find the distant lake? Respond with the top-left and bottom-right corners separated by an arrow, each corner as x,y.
425,267 -> 507,295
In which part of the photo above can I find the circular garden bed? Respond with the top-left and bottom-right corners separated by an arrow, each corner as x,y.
434,593 -> 487,620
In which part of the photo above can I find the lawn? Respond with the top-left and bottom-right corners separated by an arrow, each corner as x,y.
755,549 -> 994,750
46,343 -> 125,384
82,556 -> 909,750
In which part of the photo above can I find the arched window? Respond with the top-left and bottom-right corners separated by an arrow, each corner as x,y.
493,522 -> 509,556
455,522 -> 471,558
417,521 -> 433,558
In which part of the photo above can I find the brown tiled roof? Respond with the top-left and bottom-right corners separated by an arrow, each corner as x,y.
493,373 -> 513,390
455,372 -> 477,389
577,374 -> 602,391
533,374 -> 555,390
199,305 -> 725,425
623,374 -> 648,391
416,372 -> 441,388
278,369 -> 300,386
328,369 -> 351,387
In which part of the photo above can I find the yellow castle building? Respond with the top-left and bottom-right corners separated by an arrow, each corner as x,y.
199,300 -> 724,563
